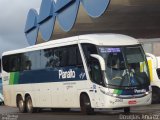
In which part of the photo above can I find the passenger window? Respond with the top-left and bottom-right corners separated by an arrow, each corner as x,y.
58,47 -> 68,67
68,46 -> 77,66
82,44 -> 98,63
21,53 -> 30,70
2,56 -> 10,72
20,51 -> 41,71
41,45 -> 83,68
41,48 -> 61,68
68,45 -> 83,66
10,57 -> 16,71
2,45 -> 84,73
76,47 -> 83,66
2,54 -> 21,72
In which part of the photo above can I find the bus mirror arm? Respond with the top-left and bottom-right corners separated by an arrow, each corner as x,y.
90,54 -> 106,71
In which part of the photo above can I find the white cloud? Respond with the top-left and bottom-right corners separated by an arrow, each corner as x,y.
0,0 -> 42,56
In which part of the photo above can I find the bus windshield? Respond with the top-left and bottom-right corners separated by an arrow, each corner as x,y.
98,45 -> 150,88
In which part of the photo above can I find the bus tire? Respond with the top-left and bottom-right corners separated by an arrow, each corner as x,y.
124,107 -> 130,114
80,94 -> 94,115
0,102 -> 4,105
2,102 -> 4,105
26,96 -> 36,113
17,96 -> 26,113
152,87 -> 160,104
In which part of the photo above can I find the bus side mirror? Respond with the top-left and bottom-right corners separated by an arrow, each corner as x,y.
90,54 -> 106,71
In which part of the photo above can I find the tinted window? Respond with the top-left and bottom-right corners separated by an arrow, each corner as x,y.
2,54 -> 21,72
68,46 -> 76,66
68,45 -> 83,66
82,44 -> 101,84
82,44 -> 98,63
58,47 -> 68,67
41,45 -> 83,67
41,48 -> 55,68
41,47 -> 67,68
76,47 -> 83,66
21,53 -> 30,70
2,56 -> 9,72
22,51 -> 41,70
2,44 -> 83,72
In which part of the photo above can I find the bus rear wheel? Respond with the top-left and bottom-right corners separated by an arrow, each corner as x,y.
80,94 -> 94,115
17,96 -> 26,113
26,96 -> 36,113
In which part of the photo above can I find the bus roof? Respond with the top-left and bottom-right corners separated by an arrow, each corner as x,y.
79,34 -> 139,46
2,33 -> 139,56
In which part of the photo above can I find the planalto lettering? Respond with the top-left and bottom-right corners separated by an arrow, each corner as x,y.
134,89 -> 146,94
59,69 -> 76,79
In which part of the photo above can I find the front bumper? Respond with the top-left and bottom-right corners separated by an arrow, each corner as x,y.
103,92 -> 152,108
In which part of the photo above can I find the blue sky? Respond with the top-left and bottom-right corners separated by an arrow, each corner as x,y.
0,0 -> 41,56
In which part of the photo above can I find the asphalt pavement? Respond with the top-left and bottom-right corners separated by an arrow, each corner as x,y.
0,105 -> 160,120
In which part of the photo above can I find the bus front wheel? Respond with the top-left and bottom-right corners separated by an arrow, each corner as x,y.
152,87 -> 160,104
80,94 -> 94,115
26,96 -> 36,113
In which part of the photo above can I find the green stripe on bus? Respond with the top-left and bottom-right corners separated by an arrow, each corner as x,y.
9,73 -> 14,85
9,72 -> 20,85
117,90 -> 123,95
14,72 -> 19,84
113,89 -> 123,95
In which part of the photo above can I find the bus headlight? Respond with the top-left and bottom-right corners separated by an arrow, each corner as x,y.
113,94 -> 118,97
100,89 -> 119,97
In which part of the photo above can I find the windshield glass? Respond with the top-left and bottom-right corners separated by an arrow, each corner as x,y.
98,45 -> 150,87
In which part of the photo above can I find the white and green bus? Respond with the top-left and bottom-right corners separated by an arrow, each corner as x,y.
1,34 -> 151,114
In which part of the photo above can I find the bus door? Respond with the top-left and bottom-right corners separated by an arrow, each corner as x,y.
89,57 -> 105,107
81,43 -> 105,107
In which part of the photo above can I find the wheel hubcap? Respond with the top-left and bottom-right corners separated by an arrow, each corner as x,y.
27,99 -> 32,111
19,100 -> 24,110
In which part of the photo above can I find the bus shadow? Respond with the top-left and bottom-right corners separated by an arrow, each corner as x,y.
33,108 -> 145,116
